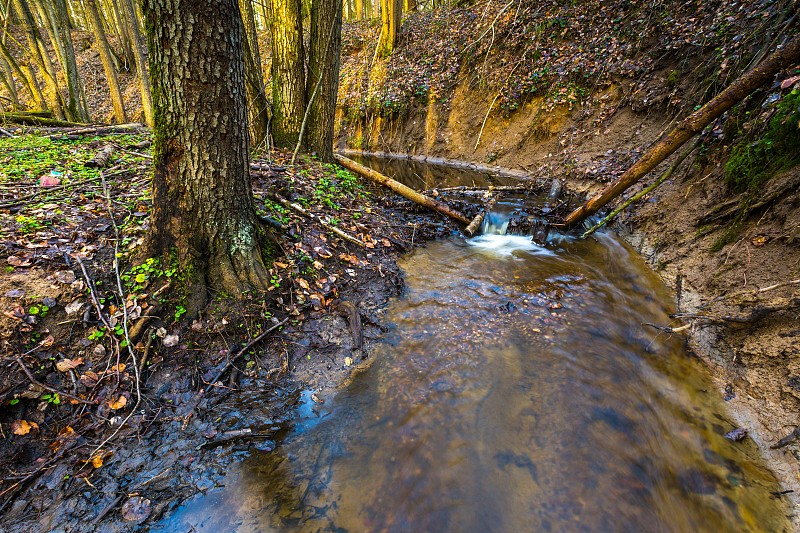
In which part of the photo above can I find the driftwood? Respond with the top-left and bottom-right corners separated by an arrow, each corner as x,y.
562,34 -> 800,229
465,195 -> 500,237
272,194 -> 365,247
335,154 -> 470,225
85,145 -> 115,168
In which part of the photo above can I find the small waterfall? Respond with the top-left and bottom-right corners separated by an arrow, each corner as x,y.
480,211 -> 511,235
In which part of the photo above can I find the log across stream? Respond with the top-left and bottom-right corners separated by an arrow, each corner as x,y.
154,158 -> 790,532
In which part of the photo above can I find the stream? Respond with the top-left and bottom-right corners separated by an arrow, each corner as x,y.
154,160 -> 789,532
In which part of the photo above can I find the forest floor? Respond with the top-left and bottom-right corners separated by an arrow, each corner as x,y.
0,129 -> 466,530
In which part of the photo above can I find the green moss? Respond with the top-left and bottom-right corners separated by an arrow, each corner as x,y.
724,89 -> 800,193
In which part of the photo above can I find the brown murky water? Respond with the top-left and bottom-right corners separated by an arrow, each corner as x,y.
155,173 -> 789,532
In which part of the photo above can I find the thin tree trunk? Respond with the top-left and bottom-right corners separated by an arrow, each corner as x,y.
120,0 -> 152,125
0,38 -> 47,110
355,0 -> 362,20
269,0 -> 305,147
144,0 -> 271,311
12,0 -> 66,118
107,0 -> 132,69
35,0 -> 90,122
375,0 -> 400,59
562,35 -> 800,230
305,0 -> 342,161
239,0 -> 269,147
84,0 -> 127,123
0,55 -> 21,109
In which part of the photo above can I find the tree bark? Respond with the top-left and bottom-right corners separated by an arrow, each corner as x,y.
35,0 -> 91,122
269,0 -> 305,147
85,0 -> 128,123
306,0 -> 342,161
0,55 -> 22,110
238,0 -> 269,148
562,34 -> 800,230
334,154 -> 470,225
375,0 -> 400,59
120,0 -> 153,125
144,0 -> 271,311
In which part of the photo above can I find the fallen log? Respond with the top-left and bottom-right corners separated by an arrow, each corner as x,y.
582,140 -> 700,238
49,123 -> 145,139
562,34 -> 800,230
85,145 -> 115,168
0,112 -> 84,128
464,195 -> 500,237
334,154 -> 470,225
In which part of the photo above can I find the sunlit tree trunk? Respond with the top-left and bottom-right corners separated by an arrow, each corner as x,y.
375,0 -> 400,58
144,0 -> 272,310
269,0 -> 305,147
355,0 -> 363,20
0,38 -> 48,110
306,0 -> 342,161
85,0 -> 127,122
120,0 -> 153,125
0,62 -> 22,109
12,0 -> 67,118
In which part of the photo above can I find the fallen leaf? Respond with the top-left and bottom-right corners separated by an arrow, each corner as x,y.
121,496 -> 152,522
91,454 -> 104,468
56,357 -> 84,372
80,371 -> 99,387
751,235 -> 768,246
108,395 -> 128,410
163,334 -> 179,347
7,256 -> 31,267
65,299 -> 84,315
296,278 -> 310,290
313,260 -> 324,270
11,420 -> 38,436
344,356 -> 354,366
109,363 -> 126,373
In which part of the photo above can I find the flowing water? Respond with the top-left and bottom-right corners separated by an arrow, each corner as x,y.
155,162 -> 790,532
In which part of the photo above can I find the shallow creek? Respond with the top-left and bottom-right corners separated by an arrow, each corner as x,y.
155,161 -> 790,532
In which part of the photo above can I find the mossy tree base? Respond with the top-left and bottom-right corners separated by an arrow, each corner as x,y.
144,0 -> 272,313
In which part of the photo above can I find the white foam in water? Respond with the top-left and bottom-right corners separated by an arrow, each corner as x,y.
467,234 -> 554,258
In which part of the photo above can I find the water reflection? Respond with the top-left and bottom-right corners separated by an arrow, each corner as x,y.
156,230 -> 789,532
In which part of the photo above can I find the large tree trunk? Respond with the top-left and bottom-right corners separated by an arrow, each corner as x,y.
144,0 -> 271,311
562,35 -> 800,229
306,0 -> 342,161
85,0 -> 128,123
239,0 -> 269,148
120,0 -> 153,126
269,0 -> 305,147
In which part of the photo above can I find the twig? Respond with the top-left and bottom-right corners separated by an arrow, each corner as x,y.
272,194 -> 365,247
13,356 -> 96,405
206,317 -> 290,392
0,126 -> 14,137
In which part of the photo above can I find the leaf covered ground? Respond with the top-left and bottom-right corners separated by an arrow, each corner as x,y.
0,129 -> 460,529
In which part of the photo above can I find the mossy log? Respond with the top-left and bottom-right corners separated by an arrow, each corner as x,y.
334,153 -> 470,225
562,34 -> 800,230
0,112 -> 84,127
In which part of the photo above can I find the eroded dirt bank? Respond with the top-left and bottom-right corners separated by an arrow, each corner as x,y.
335,1 -> 800,522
